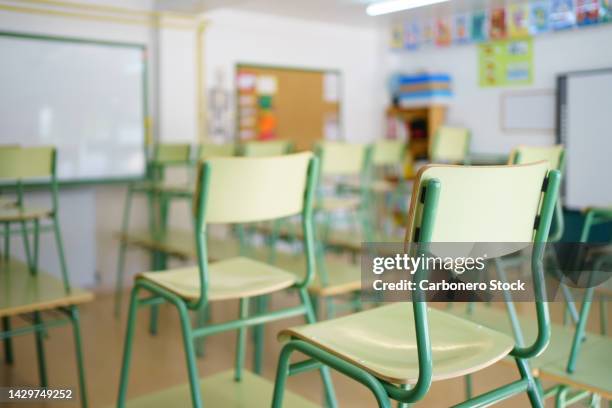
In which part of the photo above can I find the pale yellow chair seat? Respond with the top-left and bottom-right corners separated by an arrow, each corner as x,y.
280,303 -> 514,384
131,180 -> 193,195
0,259 -> 93,318
138,257 -> 297,301
0,206 -> 52,222
316,196 -> 361,212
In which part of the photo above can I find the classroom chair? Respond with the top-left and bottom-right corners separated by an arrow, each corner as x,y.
198,142 -> 237,159
272,161 -> 561,408
115,143 -> 192,317
117,152 -> 336,408
0,146 -> 92,408
240,139 -> 293,156
535,206 -> 612,407
430,126 -> 471,164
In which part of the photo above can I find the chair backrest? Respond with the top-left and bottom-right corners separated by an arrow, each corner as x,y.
372,139 -> 405,166
406,162 -> 554,244
431,126 -> 470,164
241,140 -> 292,157
509,145 -> 565,171
195,152 -> 316,224
0,146 -> 55,180
315,141 -> 370,177
198,143 -> 236,159
152,143 -> 192,164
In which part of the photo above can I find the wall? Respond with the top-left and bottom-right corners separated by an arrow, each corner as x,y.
390,24 -> 612,153
0,1 -> 198,288
203,9 -> 386,143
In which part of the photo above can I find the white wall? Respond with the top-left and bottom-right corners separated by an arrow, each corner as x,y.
203,9 -> 386,143
390,25 -> 612,153
0,3 -> 197,288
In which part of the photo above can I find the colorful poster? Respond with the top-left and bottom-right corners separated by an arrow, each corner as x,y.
530,1 -> 550,33
471,11 -> 488,42
489,7 -> 507,39
550,0 -> 575,30
453,14 -> 471,43
404,22 -> 420,50
601,0 -> 612,22
576,0 -> 600,25
479,38 -> 533,87
508,3 -> 530,37
436,18 -> 452,46
422,20 -> 435,45
391,24 -> 403,49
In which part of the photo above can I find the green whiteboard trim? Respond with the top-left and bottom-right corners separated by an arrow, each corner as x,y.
0,30 -> 149,184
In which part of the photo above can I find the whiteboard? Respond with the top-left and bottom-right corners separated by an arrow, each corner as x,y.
562,70 -> 612,209
0,32 -> 146,181
501,91 -> 555,132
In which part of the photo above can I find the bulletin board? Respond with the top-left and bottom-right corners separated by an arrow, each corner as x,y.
236,64 -> 341,151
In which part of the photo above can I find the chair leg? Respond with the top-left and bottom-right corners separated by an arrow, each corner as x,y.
176,299 -> 203,408
68,306 -> 88,408
19,220 -> 33,272
600,297 -> 608,335
2,317 -> 13,365
464,374 -> 473,399
3,221 -> 10,260
195,304 -> 209,358
33,312 -> 48,388
115,187 -> 134,317
555,385 -> 568,408
52,216 -> 70,293
516,357 -> 544,408
271,342 -> 294,408
253,295 -> 268,374
114,241 -> 128,318
117,286 -> 141,408
300,288 -> 337,408
234,298 -> 249,381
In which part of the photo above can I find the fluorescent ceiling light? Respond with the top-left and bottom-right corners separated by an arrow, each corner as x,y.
366,0 -> 451,16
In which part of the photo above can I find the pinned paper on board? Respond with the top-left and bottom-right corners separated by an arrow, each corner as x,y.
550,0 -> 575,30
324,113 -> 340,140
530,1 -> 550,34
436,18 -> 452,46
454,14 -> 471,43
323,73 -> 340,103
404,22 -> 420,49
508,4 -> 530,38
237,72 -> 256,91
489,7 -> 507,39
576,0 -> 600,25
479,38 -> 533,87
471,11 -> 488,42
256,75 -> 278,94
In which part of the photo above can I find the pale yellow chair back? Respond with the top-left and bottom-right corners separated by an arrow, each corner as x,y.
431,127 -> 470,164
406,162 -> 549,243
372,140 -> 405,166
0,146 -> 55,180
152,143 -> 192,164
199,143 -> 236,159
197,152 -> 314,224
242,140 -> 292,157
509,145 -> 565,170
316,141 -> 369,176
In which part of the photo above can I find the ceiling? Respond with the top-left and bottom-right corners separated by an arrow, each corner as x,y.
154,0 -> 506,27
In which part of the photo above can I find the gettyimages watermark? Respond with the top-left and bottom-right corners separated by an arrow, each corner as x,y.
361,242 -> 612,302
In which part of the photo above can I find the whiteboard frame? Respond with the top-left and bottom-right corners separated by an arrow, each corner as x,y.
500,89 -> 556,133
557,67 -> 612,210
0,30 -> 149,185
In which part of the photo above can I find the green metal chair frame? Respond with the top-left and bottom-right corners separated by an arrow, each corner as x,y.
272,161 -> 561,408
116,152 -> 337,408
115,143 -> 193,321
0,146 -> 88,407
